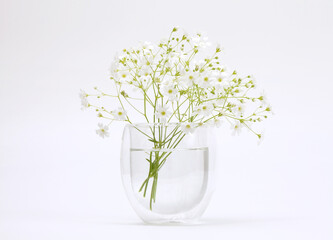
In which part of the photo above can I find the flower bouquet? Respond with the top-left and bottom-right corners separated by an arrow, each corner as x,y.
80,27 -> 271,223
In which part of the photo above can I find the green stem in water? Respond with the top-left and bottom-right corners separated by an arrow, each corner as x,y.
138,127 -> 186,210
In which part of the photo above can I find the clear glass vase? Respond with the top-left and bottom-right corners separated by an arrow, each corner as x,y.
120,123 -> 215,224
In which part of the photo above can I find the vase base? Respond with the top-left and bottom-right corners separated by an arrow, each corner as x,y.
142,218 -> 202,225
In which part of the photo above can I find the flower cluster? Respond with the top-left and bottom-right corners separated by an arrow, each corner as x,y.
81,27 -> 271,140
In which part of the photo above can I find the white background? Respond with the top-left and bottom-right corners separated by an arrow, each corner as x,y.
1,0 -> 333,239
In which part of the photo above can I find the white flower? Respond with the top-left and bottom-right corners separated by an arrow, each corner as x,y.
79,89 -> 88,101
138,67 -> 152,83
80,98 -> 89,110
246,75 -> 256,89
197,72 -> 214,88
192,33 -> 211,48
155,105 -> 171,122
181,71 -> 198,87
159,75 -> 173,85
164,59 -> 173,69
168,52 -> 180,65
140,66 -> 151,77
233,104 -> 245,117
137,76 -> 152,88
217,108 -> 227,116
117,70 -> 131,82
214,72 -> 229,91
215,97 -> 225,106
193,60 -> 206,70
193,105 -> 202,115
112,108 -> 127,121
202,92 -> 217,101
109,54 -> 120,77
159,38 -> 168,46
175,64 -> 186,76
231,121 -> 242,136
141,55 -> 154,67
211,118 -> 222,128
181,122 -> 197,134
214,72 -> 228,83
161,84 -> 179,101
200,103 -> 214,117
197,121 -> 208,128
220,65 -> 227,72
79,90 -> 89,110
141,41 -> 154,54
96,123 -> 109,138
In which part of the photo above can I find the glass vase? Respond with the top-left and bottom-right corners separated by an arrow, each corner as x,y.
120,123 -> 215,224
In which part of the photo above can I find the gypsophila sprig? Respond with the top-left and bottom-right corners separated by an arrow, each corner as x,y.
80,27 -> 272,209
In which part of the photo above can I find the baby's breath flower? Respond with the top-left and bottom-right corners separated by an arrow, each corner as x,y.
79,89 -> 88,100
214,71 -> 229,86
192,33 -> 211,48
141,41 -> 154,53
209,118 -> 222,128
118,70 -> 131,82
197,72 -> 214,89
197,122 -> 207,128
155,105 -> 171,122
80,98 -> 89,110
193,105 -> 202,115
232,104 -> 245,117
231,121 -> 242,136
79,90 -> 89,110
161,84 -> 179,101
109,54 -> 120,76
96,123 -> 109,138
140,66 -> 151,77
159,38 -> 168,46
181,122 -> 197,134
168,52 -> 180,65
141,55 -> 154,66
220,65 -> 227,72
181,71 -> 198,87
200,103 -> 214,117
112,108 -> 127,121
217,109 -> 227,116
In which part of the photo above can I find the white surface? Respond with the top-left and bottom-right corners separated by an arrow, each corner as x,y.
1,0 -> 332,239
